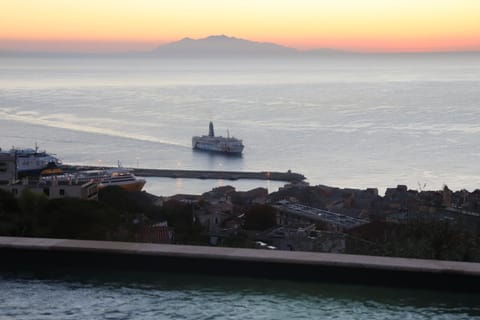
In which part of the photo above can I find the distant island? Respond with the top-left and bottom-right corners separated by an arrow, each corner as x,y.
3,35 -> 479,58
151,35 -> 298,57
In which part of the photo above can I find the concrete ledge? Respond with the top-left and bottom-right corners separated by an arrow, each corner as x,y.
1,236 -> 479,291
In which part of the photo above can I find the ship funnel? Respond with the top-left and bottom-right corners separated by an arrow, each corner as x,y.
208,121 -> 215,137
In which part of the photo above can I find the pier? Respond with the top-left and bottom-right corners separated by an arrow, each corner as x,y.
1,236 -> 479,292
61,165 -> 306,182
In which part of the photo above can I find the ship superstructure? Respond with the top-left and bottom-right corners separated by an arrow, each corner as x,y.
11,145 -> 62,177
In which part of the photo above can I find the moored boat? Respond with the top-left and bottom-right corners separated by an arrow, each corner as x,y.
10,145 -> 62,178
42,168 -> 146,192
97,168 -> 146,192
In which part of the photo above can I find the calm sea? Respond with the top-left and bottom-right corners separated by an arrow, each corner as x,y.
1,54 -> 480,318
1,270 -> 479,319
1,54 -> 479,195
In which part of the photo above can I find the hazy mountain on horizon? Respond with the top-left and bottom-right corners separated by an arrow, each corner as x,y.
150,35 -> 300,57
1,35 -> 479,57
150,36 -> 479,58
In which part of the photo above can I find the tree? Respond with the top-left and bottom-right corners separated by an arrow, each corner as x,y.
34,197 -> 121,240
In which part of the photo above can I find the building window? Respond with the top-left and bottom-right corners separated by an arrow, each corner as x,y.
59,189 -> 65,196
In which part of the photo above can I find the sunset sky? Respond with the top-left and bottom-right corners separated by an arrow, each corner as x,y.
1,0 -> 479,53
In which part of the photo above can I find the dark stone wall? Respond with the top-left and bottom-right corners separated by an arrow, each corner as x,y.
1,247 -> 479,292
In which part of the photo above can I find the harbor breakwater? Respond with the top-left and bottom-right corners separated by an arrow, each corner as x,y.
1,237 -> 479,292
61,165 -> 306,182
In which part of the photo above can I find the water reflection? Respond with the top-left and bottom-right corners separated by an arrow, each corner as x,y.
1,270 -> 479,320
191,148 -> 244,171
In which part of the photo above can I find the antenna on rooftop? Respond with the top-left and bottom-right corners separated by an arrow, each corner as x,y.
417,182 -> 427,192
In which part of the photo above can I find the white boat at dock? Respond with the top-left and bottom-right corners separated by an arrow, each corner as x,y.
5,144 -> 62,178
42,168 -> 146,192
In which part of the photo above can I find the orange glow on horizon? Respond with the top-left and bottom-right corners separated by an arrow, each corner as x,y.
274,35 -> 480,53
1,0 -> 479,53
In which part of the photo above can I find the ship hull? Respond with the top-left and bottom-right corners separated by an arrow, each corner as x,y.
17,168 -> 44,178
193,143 -> 244,154
99,179 -> 146,192
192,136 -> 244,154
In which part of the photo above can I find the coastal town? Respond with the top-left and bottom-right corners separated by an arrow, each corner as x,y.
1,147 -> 480,263
3,0 -> 480,315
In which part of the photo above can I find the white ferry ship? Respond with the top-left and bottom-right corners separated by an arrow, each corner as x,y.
72,168 -> 146,192
192,122 -> 244,154
10,145 -> 62,177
